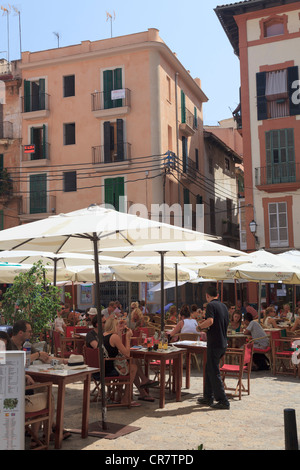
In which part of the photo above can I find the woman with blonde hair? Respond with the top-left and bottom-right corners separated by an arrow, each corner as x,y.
104,317 -> 156,403
263,306 -> 278,329
131,307 -> 144,329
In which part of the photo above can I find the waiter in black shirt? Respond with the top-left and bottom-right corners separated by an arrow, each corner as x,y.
197,285 -> 230,409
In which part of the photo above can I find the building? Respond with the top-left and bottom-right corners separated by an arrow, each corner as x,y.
216,0 -> 300,304
0,59 -> 22,230
17,28 -> 209,310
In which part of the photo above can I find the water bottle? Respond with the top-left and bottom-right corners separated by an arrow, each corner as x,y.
23,339 -> 31,368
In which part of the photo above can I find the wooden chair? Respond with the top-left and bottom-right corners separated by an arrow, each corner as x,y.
52,331 -> 74,358
25,382 -> 53,450
83,346 -> 133,407
177,333 -> 201,371
166,320 -> 177,326
220,343 -> 253,400
271,336 -> 298,376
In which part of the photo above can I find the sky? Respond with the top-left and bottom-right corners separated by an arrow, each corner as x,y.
0,0 -> 241,125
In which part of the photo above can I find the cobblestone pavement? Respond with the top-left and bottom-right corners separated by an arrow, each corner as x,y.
44,368 -> 300,451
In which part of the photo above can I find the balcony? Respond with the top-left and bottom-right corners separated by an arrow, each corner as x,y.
91,89 -> 131,119
0,121 -> 13,142
181,156 -> 197,180
22,93 -> 50,119
22,143 -> 50,167
0,169 -> 13,201
92,142 -> 131,170
19,194 -> 56,220
255,163 -> 300,192
179,108 -> 197,136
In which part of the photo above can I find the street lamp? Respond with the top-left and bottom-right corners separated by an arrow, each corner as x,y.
249,219 -> 257,234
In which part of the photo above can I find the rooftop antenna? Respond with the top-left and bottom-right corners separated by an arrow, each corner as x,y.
53,31 -> 60,48
106,10 -> 115,38
12,5 -> 22,58
1,6 -> 10,62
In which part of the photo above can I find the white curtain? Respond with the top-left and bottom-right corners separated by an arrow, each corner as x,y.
266,70 -> 289,118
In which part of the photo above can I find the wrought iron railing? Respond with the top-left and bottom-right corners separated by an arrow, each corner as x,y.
91,88 -> 131,112
255,162 -> 299,186
92,142 -> 131,164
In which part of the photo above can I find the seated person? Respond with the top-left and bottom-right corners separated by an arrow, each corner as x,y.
230,311 -> 242,332
103,317 -> 155,404
54,305 -> 66,335
291,315 -> 300,332
243,312 -> 270,370
168,304 -> 198,340
130,307 -> 145,330
263,306 -> 278,329
85,314 -> 106,349
280,303 -> 293,321
167,305 -> 177,323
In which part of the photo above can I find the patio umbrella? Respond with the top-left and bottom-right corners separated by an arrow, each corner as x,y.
0,204 -> 210,430
98,239 -> 248,331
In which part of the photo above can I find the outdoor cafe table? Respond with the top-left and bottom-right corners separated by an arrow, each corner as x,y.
130,346 -> 184,408
26,363 -> 98,449
172,340 -> 207,392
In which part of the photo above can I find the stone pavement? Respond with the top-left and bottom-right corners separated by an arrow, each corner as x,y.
45,367 -> 300,451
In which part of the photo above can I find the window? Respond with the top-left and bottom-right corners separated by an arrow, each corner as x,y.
103,119 -> 126,162
24,78 -> 46,112
166,75 -> 171,102
225,157 -> 230,172
103,68 -> 123,109
210,198 -> 216,235
268,201 -> 288,247
64,123 -> 75,145
104,177 -> 125,211
265,128 -> 295,183
63,75 -> 75,97
264,18 -> 284,38
30,125 -> 48,160
256,66 -> 300,120
30,173 -> 47,214
63,171 -> 77,192
194,106 -> 198,129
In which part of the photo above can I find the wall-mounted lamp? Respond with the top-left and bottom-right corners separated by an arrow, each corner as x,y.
249,219 -> 257,234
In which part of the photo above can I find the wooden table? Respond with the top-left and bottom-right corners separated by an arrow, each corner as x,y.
27,364 -> 98,449
227,333 -> 248,348
130,347 -> 184,408
173,341 -> 207,392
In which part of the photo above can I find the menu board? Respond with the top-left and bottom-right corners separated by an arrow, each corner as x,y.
0,351 -> 25,450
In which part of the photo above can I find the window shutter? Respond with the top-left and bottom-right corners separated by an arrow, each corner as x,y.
288,66 -> 300,116
42,124 -> 47,159
39,78 -> 45,110
181,90 -> 186,123
103,70 -> 113,109
24,80 -> 30,112
115,177 -> 125,212
64,171 -> 77,192
116,119 -> 124,161
30,173 -> 47,214
104,179 -> 114,208
194,106 -> 198,128
256,72 -> 267,120
182,136 -> 187,173
103,121 -> 111,163
113,68 -> 123,107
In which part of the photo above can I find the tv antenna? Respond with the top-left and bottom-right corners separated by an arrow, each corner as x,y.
1,5 -> 10,62
53,31 -> 60,48
106,11 -> 115,38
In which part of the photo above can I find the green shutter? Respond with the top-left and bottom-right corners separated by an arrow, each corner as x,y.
104,177 -> 124,211
256,72 -> 267,120
103,70 -> 113,109
42,124 -> 47,159
39,78 -> 45,110
30,173 -> 47,214
181,90 -> 186,123
115,177 -> 124,212
194,106 -> 197,128
104,179 -> 114,209
116,119 -> 124,161
24,80 -> 31,112
183,188 -> 190,204
113,68 -> 123,107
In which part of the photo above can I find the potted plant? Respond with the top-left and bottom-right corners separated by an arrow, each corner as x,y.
1,260 -> 66,340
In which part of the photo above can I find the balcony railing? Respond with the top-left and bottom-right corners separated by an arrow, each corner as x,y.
92,142 -> 131,165
22,93 -> 50,113
255,163 -> 299,186
182,155 -> 197,177
19,194 -> 56,216
22,143 -> 50,162
91,89 -> 131,112
0,121 -> 13,140
180,108 -> 197,136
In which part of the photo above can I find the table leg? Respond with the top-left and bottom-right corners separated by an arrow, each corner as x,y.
175,355 -> 182,402
185,351 -> 191,389
82,373 -> 91,438
54,383 -> 66,449
159,359 -> 166,408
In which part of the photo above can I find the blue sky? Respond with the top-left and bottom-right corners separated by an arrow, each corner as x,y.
0,0 -> 240,125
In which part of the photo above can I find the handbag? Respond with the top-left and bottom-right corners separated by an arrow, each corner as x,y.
113,356 -> 129,375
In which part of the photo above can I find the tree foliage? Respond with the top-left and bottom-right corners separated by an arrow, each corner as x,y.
2,261 -> 63,338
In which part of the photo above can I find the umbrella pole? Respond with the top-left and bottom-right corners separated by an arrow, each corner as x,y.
159,252 -> 166,333
258,281 -> 262,323
175,263 -> 179,320
92,233 -> 108,431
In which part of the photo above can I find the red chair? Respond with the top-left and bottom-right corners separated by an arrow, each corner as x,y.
52,331 -> 73,358
220,343 -> 253,400
66,326 -> 75,338
83,346 -> 133,407
271,336 -> 298,376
